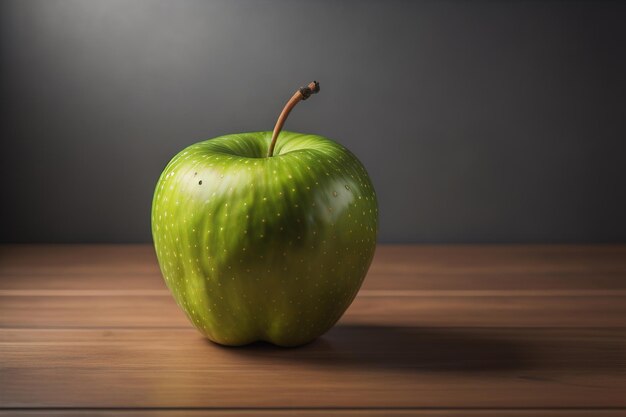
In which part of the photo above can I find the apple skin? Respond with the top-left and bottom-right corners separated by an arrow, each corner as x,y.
152,131 -> 377,346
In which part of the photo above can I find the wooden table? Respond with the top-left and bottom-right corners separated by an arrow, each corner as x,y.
1,245 -> 625,416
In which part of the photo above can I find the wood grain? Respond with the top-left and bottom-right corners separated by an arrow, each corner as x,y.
3,294 -> 626,328
3,245 -> 626,291
1,245 -> 626,415
0,408 -> 626,417
2,327 -> 625,408
2,412 -> 626,417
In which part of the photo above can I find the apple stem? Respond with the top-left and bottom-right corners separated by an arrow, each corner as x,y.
267,81 -> 320,157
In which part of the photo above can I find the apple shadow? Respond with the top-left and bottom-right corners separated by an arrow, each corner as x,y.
212,324 -> 623,376
215,324 -> 531,373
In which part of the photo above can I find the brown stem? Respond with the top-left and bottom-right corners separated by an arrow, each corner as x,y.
267,81 -> 320,157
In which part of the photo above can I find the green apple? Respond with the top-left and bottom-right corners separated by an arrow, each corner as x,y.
151,82 -> 378,346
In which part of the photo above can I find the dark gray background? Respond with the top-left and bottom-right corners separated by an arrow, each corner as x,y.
1,0 -> 625,243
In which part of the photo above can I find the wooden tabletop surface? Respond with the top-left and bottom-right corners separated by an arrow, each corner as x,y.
1,245 -> 625,416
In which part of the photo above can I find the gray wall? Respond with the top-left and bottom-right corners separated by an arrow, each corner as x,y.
1,0 -> 625,243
